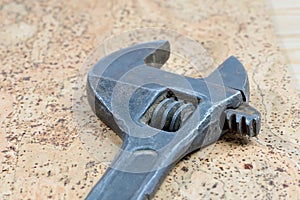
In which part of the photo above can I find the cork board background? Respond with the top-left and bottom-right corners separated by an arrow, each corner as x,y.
1,0 -> 299,199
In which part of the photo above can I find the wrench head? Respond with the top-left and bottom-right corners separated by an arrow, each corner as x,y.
87,40 -> 258,151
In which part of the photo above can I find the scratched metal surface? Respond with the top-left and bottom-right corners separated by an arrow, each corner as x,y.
0,0 -> 299,199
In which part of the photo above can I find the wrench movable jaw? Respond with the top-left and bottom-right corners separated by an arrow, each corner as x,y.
206,55 -> 250,102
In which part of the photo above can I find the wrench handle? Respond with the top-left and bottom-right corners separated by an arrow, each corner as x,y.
86,167 -> 170,200
86,147 -> 173,200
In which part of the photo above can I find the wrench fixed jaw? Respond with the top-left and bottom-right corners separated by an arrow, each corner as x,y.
86,40 -> 260,199
206,56 -> 261,137
87,40 -> 170,139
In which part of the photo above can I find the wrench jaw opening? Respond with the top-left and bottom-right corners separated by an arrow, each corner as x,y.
144,40 -> 170,68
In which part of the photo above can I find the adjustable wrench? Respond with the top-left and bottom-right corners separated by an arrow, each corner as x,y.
86,40 -> 261,199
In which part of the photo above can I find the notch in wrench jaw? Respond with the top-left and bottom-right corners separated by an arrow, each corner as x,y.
86,40 -> 261,200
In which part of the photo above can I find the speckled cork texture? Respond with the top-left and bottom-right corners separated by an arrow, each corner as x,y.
1,0 -> 299,199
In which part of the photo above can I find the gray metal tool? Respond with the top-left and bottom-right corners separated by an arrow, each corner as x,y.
86,40 -> 261,200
